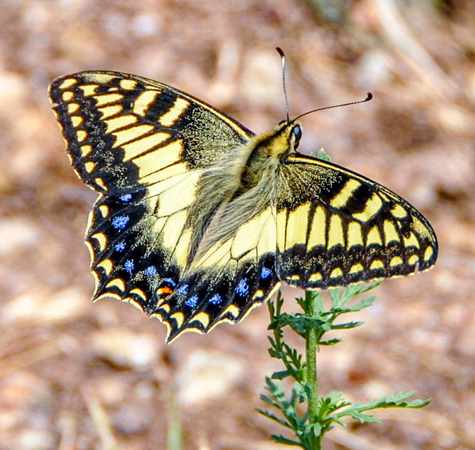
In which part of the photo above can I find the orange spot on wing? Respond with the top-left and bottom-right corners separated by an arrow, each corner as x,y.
157,287 -> 173,296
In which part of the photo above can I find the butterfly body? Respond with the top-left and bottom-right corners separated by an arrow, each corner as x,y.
49,71 -> 437,342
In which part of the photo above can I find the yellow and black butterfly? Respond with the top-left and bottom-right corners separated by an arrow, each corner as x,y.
49,67 -> 437,342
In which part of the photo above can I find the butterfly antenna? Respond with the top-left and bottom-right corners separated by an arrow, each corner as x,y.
276,47 -> 290,123
295,92 -> 373,121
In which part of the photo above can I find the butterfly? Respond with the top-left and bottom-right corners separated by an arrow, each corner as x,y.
49,70 -> 438,342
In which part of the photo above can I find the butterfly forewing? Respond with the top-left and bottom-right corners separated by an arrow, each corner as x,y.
276,155 -> 437,288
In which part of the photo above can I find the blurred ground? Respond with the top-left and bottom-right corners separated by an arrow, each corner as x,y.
0,0 -> 474,449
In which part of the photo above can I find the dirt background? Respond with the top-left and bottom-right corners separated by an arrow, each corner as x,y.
1,1 -> 474,449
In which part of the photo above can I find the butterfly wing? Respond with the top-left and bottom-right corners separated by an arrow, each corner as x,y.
276,154 -> 438,289
49,71 -> 255,315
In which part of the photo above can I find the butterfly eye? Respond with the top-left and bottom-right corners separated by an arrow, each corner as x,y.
292,125 -> 302,148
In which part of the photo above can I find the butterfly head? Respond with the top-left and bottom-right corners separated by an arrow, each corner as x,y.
266,118 -> 303,156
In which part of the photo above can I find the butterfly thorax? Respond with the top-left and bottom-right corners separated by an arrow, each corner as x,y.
234,120 -> 302,196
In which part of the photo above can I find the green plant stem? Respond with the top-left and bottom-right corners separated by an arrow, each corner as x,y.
305,291 -> 321,450
260,282 -> 431,448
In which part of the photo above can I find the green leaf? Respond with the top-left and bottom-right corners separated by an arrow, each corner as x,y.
349,295 -> 376,312
332,391 -> 431,424
257,408 -> 293,429
360,280 -> 384,293
319,338 -> 343,346
350,411 -> 380,424
316,147 -> 332,162
270,434 -> 306,447
311,423 -> 323,437
272,370 -> 294,380
260,394 -> 282,410
331,321 -> 363,330
406,398 -> 432,408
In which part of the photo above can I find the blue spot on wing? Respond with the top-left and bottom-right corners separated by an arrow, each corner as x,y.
144,266 -> 157,277
114,241 -> 126,252
119,194 -> 132,202
260,267 -> 272,279
209,294 -> 222,305
177,284 -> 189,295
112,215 -> 129,230
124,259 -> 134,274
163,278 -> 177,287
185,295 -> 198,308
235,279 -> 249,297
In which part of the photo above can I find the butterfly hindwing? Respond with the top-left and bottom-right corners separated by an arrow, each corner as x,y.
49,71 -> 254,315
276,154 -> 438,289
154,206 -> 280,340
